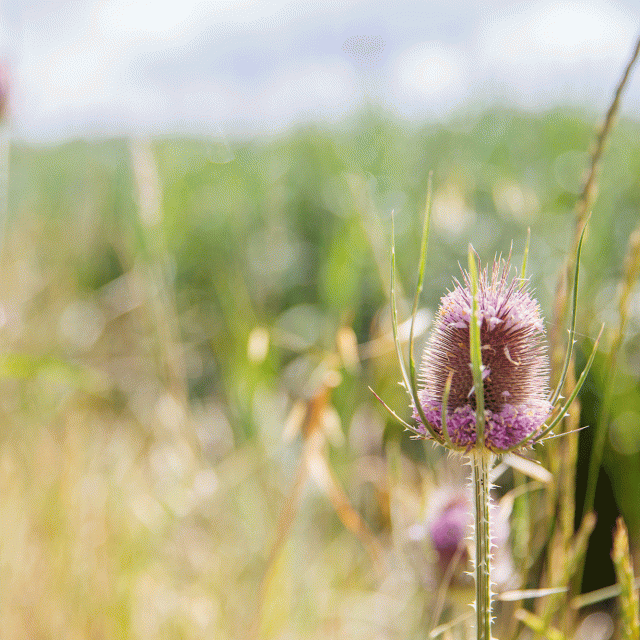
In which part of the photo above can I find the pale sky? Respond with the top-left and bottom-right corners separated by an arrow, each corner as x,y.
4,0 -> 640,141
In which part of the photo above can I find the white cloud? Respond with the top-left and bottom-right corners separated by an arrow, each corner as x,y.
8,0 -> 640,140
390,42 -> 468,116
95,0 -> 273,42
469,1 -> 640,114
13,0 -> 371,139
94,0 -> 369,43
479,1 -> 639,72
20,42 -> 118,115
262,58 -> 358,122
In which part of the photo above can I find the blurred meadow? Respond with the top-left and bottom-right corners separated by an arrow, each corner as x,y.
1,98 -> 640,639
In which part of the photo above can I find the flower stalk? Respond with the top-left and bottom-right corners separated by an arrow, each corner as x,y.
472,451 -> 493,640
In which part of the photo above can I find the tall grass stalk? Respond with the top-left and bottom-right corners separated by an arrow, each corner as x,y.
584,224 -> 640,518
612,518 -> 640,640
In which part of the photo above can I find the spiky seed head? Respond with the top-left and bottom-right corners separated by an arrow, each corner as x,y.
417,257 -> 551,452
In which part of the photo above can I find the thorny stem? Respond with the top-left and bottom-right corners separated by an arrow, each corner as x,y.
472,451 -> 493,640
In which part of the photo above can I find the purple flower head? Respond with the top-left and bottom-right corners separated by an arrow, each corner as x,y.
416,256 -> 552,452
424,489 -> 514,585
429,497 -> 469,565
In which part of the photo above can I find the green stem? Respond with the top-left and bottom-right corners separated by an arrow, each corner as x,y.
472,451 -> 493,640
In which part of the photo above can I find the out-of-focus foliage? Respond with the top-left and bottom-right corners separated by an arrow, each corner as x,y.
0,107 -> 639,638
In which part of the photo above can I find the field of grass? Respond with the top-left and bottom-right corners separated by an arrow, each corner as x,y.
1,105 -> 639,638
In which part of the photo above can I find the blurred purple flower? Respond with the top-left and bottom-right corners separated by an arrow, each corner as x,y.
425,490 -> 515,588
0,64 -> 9,122
429,496 -> 469,566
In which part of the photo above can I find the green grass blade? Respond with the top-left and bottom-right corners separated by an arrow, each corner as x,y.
612,517 -> 640,640
571,578 -> 640,609
390,211 -> 410,389
429,611 -> 473,639
520,227 -> 531,288
549,219 -> 589,407
498,586 -> 568,601
390,211 -> 443,444
532,323 -> 604,444
515,610 -> 567,640
409,172 -> 432,384
584,222 -> 640,520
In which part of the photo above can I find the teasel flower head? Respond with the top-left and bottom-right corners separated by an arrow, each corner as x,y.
374,192 -> 601,456
415,257 -> 552,452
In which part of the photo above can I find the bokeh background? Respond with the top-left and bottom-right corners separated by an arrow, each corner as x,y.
0,1 -> 639,639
